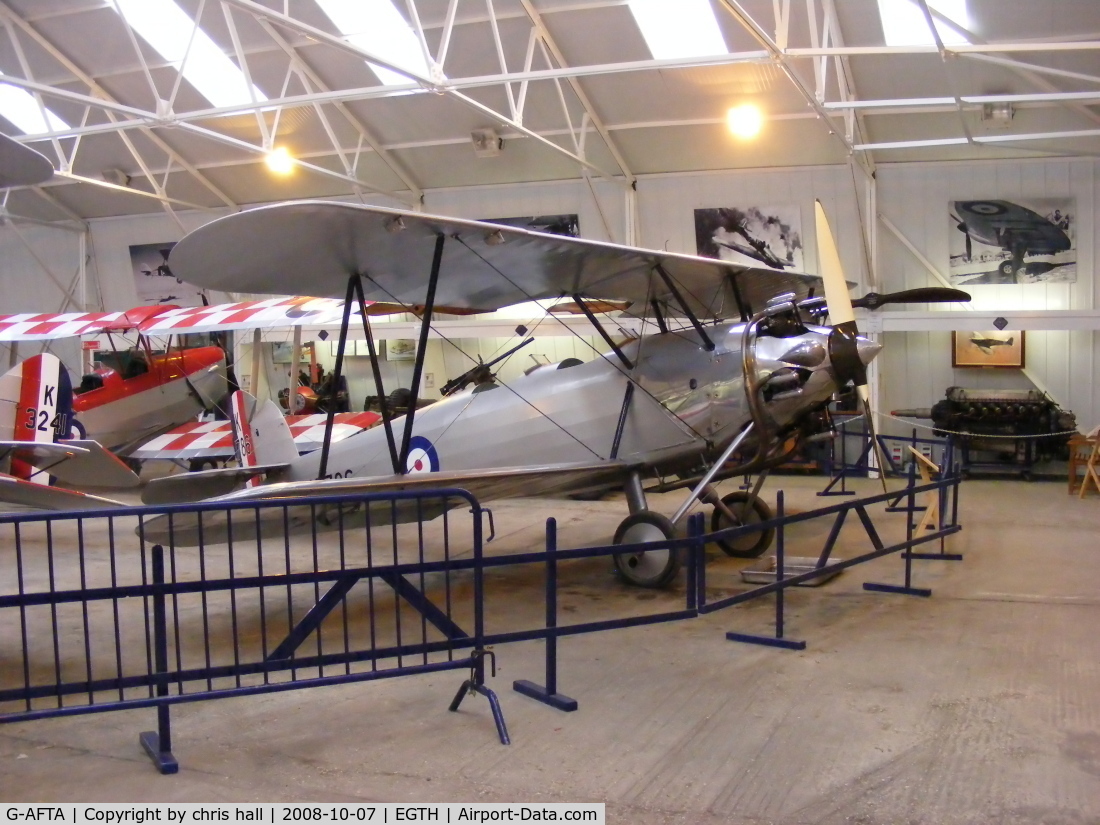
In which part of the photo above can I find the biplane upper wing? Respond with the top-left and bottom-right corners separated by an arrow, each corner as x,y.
170,202 -> 824,320
130,410 -> 382,461
0,296 -> 352,342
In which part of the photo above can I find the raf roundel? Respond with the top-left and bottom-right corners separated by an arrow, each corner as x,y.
405,435 -> 440,474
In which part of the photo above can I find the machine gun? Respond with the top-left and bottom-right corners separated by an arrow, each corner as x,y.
440,336 -> 535,397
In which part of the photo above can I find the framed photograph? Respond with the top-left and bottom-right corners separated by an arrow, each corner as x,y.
948,198 -> 1076,285
129,241 -> 206,307
952,330 -> 1025,368
694,205 -> 803,271
384,339 -> 416,361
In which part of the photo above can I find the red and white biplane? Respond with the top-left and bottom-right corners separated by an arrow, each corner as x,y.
0,296 -> 362,469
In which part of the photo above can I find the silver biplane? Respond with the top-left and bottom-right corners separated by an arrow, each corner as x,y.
131,200 -> 967,587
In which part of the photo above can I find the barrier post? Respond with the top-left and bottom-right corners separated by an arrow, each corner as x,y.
726,491 -> 806,650
138,544 -> 179,774
513,518 -> 578,711
449,505 -> 511,743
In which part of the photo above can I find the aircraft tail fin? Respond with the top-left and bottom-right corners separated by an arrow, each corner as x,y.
0,353 -> 74,485
229,390 -> 298,485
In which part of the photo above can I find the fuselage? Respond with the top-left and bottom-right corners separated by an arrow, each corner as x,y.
73,345 -> 227,453
275,321 -> 863,484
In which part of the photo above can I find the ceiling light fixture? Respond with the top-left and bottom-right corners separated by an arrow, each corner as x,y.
471,128 -> 503,158
727,104 -> 763,139
265,146 -> 294,175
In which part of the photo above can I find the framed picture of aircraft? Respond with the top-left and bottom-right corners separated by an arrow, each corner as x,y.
129,242 -> 206,306
948,198 -> 1076,285
952,330 -> 1025,368
694,205 -> 804,271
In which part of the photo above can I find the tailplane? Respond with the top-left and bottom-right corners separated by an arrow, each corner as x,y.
229,390 -> 298,485
0,353 -> 73,484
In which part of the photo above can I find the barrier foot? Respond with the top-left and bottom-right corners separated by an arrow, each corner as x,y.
903,551 -> 963,561
139,731 -> 178,775
863,582 -> 932,597
449,680 -> 511,745
725,631 -> 806,650
512,680 -> 578,712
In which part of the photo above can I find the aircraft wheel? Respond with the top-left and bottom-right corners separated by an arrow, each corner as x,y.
710,491 -> 774,558
999,259 -> 1018,278
612,511 -> 681,588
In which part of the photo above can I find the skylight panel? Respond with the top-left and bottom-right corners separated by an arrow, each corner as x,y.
0,79 -> 69,135
314,0 -> 433,86
113,0 -> 267,108
877,0 -> 970,47
627,0 -> 729,60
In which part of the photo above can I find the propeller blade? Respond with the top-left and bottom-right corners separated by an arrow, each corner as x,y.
965,231 -> 972,261
815,201 -> 853,327
853,288 -> 971,309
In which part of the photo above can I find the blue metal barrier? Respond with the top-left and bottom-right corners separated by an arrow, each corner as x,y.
0,488 -> 507,773
0,465 -> 964,769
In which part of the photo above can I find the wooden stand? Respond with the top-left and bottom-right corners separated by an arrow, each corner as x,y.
1079,438 -> 1100,499
1068,434 -> 1096,495
909,447 -> 941,532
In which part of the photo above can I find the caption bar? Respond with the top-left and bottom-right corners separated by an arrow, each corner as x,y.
2,805 -> 604,825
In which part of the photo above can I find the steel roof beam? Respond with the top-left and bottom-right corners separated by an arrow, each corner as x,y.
0,0 -> 239,210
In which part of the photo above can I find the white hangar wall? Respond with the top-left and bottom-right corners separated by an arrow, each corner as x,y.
875,158 -> 1099,433
1,157 -> 1096,428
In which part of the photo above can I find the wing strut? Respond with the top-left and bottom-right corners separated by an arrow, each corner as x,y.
654,264 -> 714,351
318,276 -> 401,478
727,272 -> 752,322
649,299 -> 668,333
610,382 -> 635,460
571,295 -> 634,370
398,233 -> 445,472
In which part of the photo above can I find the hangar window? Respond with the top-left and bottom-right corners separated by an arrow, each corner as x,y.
113,0 -> 268,108
877,0 -> 971,46
314,0 -> 437,87
627,0 -> 728,60
0,76 -> 69,135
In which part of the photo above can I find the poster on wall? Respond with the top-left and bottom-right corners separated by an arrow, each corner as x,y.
481,214 -> 580,237
694,206 -> 803,271
952,330 -> 1025,368
129,242 -> 206,306
948,198 -> 1076,285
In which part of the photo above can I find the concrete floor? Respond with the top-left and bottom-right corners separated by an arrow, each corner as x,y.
2,472 -> 1100,824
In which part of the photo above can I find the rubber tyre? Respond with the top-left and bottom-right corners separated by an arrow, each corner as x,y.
710,491 -> 774,558
612,511 -> 681,588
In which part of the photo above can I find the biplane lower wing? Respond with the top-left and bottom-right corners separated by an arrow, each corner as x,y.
130,411 -> 382,461
0,474 -> 128,512
138,460 -> 638,546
